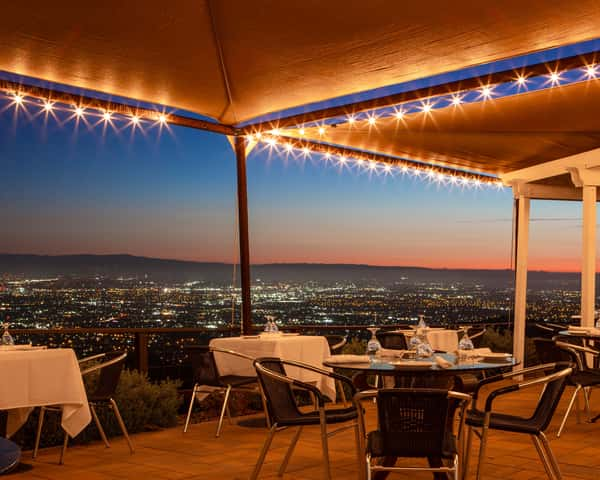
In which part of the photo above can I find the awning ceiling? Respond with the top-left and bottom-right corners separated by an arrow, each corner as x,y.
286,80 -> 600,180
3,0 -> 600,128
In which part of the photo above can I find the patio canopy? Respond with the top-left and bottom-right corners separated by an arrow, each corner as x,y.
3,0 -> 600,126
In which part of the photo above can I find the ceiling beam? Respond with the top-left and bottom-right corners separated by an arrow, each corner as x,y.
0,78 -> 237,136
500,147 -> 600,184
511,182 -> 584,201
241,50 -> 600,132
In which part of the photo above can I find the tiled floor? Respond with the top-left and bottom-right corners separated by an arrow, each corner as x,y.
12,383 -> 600,479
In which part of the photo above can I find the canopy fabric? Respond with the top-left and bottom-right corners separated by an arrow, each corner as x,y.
286,80 -> 600,181
3,1 -> 600,126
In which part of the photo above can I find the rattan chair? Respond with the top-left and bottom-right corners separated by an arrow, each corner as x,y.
183,345 -> 261,436
33,351 -> 132,464
354,388 -> 470,480
250,357 -> 359,480
534,337 -> 600,436
464,362 -> 572,480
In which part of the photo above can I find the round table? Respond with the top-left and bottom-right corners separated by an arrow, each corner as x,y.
324,353 -> 517,390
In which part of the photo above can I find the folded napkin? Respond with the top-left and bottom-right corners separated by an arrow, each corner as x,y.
434,355 -> 453,369
325,354 -> 370,364
458,347 -> 492,358
377,348 -> 408,358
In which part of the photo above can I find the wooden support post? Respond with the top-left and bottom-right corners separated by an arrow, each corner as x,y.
134,332 -> 149,374
581,185 -> 597,327
513,195 -> 530,367
234,135 -> 253,335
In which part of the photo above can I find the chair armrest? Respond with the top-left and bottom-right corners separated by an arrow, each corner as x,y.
483,366 -> 572,412
281,359 -> 357,397
471,362 -> 563,403
555,341 -> 599,356
78,353 -> 106,364
254,361 -> 327,406
210,346 -> 255,362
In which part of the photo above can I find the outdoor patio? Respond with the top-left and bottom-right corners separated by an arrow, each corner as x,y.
18,384 -> 600,480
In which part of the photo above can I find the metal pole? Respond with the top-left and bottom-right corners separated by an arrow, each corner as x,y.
234,135 -> 252,334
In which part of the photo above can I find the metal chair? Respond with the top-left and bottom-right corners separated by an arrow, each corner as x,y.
250,357 -> 359,480
375,331 -> 408,350
464,362 -> 572,480
33,351 -> 132,464
468,327 -> 487,348
355,388 -> 470,480
325,335 -> 349,404
534,337 -> 600,436
183,345 -> 261,436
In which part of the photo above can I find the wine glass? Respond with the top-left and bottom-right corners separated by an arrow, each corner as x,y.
415,329 -> 433,358
1,322 -> 14,346
458,326 -> 474,351
366,327 -> 381,361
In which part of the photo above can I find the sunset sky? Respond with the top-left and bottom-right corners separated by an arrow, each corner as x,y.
0,43 -> 597,273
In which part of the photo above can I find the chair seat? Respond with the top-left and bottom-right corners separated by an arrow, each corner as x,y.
466,409 -> 543,435
366,430 -> 457,459
0,438 -> 21,475
219,375 -> 257,388
570,370 -> 600,387
276,406 -> 357,426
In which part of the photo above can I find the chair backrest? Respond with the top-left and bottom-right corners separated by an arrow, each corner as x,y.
468,327 -> 486,348
529,365 -> 572,432
254,358 -> 301,424
533,338 -> 575,365
376,331 -> 408,350
325,335 -> 346,353
84,351 -> 127,400
375,388 -> 465,458
185,345 -> 220,386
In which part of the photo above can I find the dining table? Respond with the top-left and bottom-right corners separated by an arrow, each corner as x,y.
210,333 -> 336,400
0,347 -> 91,438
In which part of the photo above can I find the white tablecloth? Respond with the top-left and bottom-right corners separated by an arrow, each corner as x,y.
210,335 -> 336,401
0,348 -> 91,438
397,329 -> 459,352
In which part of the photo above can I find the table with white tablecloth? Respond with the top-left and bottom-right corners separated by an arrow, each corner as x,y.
395,328 -> 459,352
0,348 -> 91,438
209,334 -> 336,401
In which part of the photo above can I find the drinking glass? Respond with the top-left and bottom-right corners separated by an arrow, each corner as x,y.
366,327 -> 381,361
458,327 -> 474,351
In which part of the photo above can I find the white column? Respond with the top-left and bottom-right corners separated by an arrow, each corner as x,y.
581,185 -> 597,327
513,196 -> 530,367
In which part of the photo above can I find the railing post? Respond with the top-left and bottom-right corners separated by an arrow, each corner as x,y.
134,332 -> 149,374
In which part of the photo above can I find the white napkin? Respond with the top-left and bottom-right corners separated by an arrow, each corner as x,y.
459,347 -> 492,358
377,348 -> 408,358
325,354 -> 370,364
434,355 -> 453,369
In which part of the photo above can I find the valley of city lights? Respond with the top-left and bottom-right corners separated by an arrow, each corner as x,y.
3,63 -> 600,190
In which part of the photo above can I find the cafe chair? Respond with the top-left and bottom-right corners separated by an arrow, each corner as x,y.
354,388 -> 470,480
375,331 -> 408,350
464,362 -> 572,480
0,438 -> 20,475
250,357 -> 359,480
534,338 -> 600,436
467,327 -> 487,348
33,351 -> 132,464
183,345 -> 261,436
325,335 -> 350,404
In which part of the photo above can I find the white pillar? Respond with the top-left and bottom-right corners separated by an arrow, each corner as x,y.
581,185 -> 597,327
513,196 -> 530,367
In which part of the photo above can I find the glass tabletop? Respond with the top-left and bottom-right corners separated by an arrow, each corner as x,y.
323,352 -> 517,373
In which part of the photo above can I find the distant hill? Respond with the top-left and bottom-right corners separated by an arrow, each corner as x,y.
0,253 -> 582,289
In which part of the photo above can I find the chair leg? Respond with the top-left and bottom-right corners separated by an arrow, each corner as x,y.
531,435 -> 556,480
216,385 -> 232,438
557,385 -> 580,437
258,384 -> 271,429
366,454 -> 372,480
59,431 -> 69,465
278,426 -> 303,476
583,387 -> 593,422
183,385 -> 197,433
337,379 -> 348,406
475,416 -> 490,480
319,408 -> 332,480
461,425 -> 473,480
250,424 -> 278,480
110,398 -> 134,454
355,422 -> 366,480
539,432 -> 562,480
90,404 -> 110,448
33,407 -> 46,458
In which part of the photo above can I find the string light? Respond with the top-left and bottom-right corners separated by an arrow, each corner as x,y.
549,71 -> 562,85
585,64 -> 598,78
75,106 -> 85,117
421,102 -> 433,113
158,114 -> 167,124
102,111 -> 112,121
516,75 -> 527,86
318,126 -> 326,135
481,85 -> 494,99
347,115 -> 356,125
367,115 -> 377,126
43,101 -> 54,112
299,128 -> 305,135
451,95 -> 462,106
394,109 -> 405,119
12,93 -> 23,106
131,115 -> 140,125
284,142 -> 293,152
